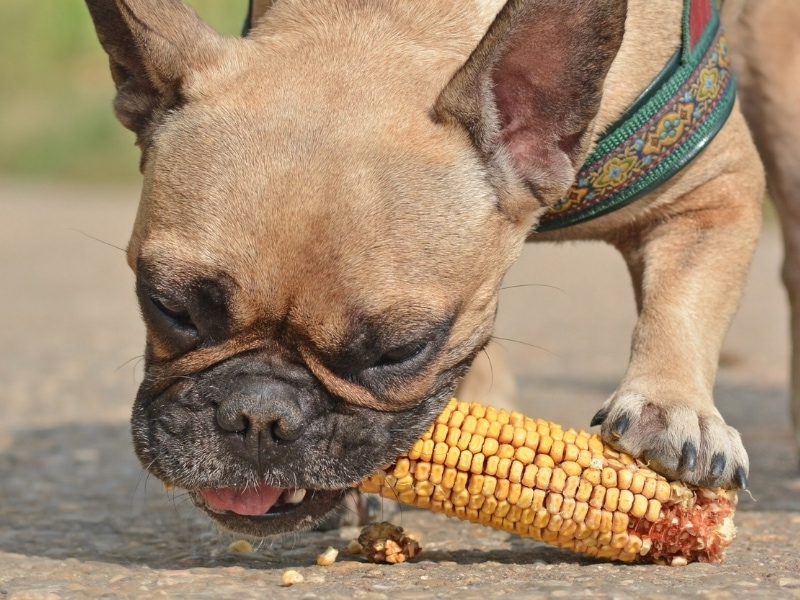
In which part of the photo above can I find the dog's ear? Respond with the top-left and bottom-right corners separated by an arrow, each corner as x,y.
435,0 -> 627,223
243,0 -> 277,35
85,0 -> 224,151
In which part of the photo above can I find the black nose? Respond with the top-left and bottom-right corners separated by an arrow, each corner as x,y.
217,377 -> 306,457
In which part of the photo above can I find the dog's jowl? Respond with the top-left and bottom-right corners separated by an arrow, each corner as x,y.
85,0 -> 783,537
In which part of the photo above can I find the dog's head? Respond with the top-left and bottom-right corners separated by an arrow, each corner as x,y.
86,0 -> 625,535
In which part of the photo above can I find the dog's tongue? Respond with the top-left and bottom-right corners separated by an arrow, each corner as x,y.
199,485 -> 284,516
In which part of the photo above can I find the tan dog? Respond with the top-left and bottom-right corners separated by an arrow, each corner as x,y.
84,0 -> 781,536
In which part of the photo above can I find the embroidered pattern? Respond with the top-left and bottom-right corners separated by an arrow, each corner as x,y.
538,18 -> 736,231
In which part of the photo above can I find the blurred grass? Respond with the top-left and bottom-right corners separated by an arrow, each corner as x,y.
0,0 -> 247,183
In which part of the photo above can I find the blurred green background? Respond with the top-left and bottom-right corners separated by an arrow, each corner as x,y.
0,0 -> 248,184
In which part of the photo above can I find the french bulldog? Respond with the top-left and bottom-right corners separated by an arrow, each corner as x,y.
84,0 -> 791,537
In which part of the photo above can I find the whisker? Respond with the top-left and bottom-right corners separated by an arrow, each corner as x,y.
491,336 -> 558,357
499,283 -> 565,294
116,354 -> 144,372
481,346 -> 495,394
70,228 -> 127,253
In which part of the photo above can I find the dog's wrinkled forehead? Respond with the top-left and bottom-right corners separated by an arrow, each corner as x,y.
131,77 -> 504,287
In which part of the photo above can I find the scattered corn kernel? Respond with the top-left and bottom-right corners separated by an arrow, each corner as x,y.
281,570 -> 304,586
228,540 -> 253,553
316,546 -> 339,566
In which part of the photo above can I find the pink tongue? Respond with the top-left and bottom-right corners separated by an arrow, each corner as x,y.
199,484 -> 284,516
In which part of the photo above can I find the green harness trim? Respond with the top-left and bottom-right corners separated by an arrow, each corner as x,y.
537,1 -> 736,231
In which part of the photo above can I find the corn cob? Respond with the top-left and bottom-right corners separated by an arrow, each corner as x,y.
358,399 -> 737,565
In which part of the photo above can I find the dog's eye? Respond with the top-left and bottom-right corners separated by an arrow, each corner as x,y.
151,295 -> 194,327
374,341 -> 427,368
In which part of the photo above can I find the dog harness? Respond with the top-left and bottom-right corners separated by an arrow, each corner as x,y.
538,0 -> 735,231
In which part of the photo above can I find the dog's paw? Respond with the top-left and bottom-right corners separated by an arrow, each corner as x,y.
590,392 -> 749,490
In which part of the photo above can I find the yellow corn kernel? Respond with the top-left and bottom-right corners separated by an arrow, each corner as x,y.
618,489 -> 635,513
604,487 -> 620,512
415,462 -> 431,482
601,468 -> 617,489
430,464 -> 444,485
468,434 -> 484,454
509,460 -> 524,484
499,424 -> 515,445
549,468 -> 567,494
645,499 -> 662,523
642,477 -> 658,500
494,478 -> 510,501
655,480 -> 672,503
546,493 -> 563,515
589,485 -> 606,509
631,494 -> 649,519
508,483 -> 522,505
573,501 -> 589,524
575,479 -> 594,503
457,450 -> 473,472
481,475 -> 497,497
444,445 -> 460,468
532,488 -> 547,511
515,446 -> 535,465
393,458 -> 410,479
453,471 -> 469,493
517,486 -> 534,510
630,471 -> 647,494
535,466 -> 552,490
415,480 -> 434,498
482,437 -> 499,457
497,444 -> 515,460
521,464 -> 538,487
496,457 -> 512,480
470,452 -> 485,474
467,474 -> 484,496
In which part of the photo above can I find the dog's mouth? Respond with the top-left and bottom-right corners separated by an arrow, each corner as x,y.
190,484 -> 346,535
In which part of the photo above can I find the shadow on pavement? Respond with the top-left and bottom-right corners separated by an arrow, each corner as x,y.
1,383 -> 797,571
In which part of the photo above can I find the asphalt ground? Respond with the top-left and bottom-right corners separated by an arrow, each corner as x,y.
1,179 -> 798,598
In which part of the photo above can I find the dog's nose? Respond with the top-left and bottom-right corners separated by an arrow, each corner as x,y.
217,378 -> 306,446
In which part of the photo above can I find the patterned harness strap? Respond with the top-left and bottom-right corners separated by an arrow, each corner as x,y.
537,0 -> 736,232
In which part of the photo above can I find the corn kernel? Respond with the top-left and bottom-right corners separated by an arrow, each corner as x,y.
645,499 -> 662,523
631,494 -> 649,518
521,464 -> 538,487
468,434 -> 485,454
550,468 -> 567,493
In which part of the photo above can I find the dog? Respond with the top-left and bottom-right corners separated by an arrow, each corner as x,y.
83,0 -> 796,538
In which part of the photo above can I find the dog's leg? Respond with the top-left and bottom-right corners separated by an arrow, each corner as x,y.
726,0 -> 800,458
592,112 -> 764,488
765,119 -> 800,461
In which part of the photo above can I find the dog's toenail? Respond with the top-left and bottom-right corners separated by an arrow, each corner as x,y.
680,441 -> 697,472
733,466 -> 748,490
710,453 -> 726,478
610,414 -> 629,439
590,407 -> 609,427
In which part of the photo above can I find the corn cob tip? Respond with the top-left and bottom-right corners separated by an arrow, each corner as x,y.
358,398 -> 737,565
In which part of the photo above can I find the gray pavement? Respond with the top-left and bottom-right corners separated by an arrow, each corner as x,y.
1,179 -> 798,598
